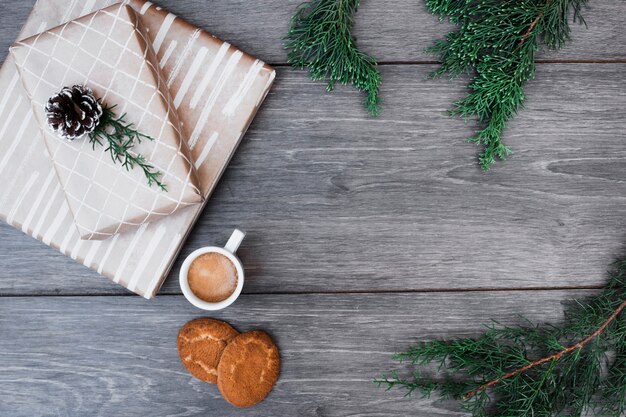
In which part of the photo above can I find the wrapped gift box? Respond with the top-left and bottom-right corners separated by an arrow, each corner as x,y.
11,3 -> 203,240
0,0 -> 275,298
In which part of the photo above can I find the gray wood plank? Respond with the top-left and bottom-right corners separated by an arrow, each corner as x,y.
0,0 -> 35,64
1,63 -> 625,295
0,0 -> 625,65
0,290 -> 595,416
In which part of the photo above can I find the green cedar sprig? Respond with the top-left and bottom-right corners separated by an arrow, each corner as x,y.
375,258 -> 626,417
88,105 -> 166,191
285,0 -> 381,115
427,0 -> 588,170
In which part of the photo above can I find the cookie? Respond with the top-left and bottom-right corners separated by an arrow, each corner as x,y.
177,318 -> 239,384
217,330 -> 280,407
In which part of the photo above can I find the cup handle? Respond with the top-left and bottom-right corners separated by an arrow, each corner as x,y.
224,229 -> 245,254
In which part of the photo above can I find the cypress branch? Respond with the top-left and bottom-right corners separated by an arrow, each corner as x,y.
464,298 -> 626,400
88,105 -> 166,191
285,0 -> 381,115
426,0 -> 589,170
375,258 -> 626,416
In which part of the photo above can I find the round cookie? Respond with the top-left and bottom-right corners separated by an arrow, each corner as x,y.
177,318 -> 239,384
217,330 -> 280,407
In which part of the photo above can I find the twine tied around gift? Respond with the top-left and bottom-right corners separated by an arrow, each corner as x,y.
45,85 -> 166,191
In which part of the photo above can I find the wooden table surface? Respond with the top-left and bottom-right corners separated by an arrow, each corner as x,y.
1,1 -> 626,415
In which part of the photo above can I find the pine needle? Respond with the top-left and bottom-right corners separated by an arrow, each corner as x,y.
285,0 -> 381,115
88,105 -> 166,191
375,258 -> 626,416
426,0 -> 589,170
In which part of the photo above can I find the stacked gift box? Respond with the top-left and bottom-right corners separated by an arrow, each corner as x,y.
0,0 -> 275,298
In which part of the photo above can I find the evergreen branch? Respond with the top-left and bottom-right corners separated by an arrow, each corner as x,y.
520,12 -> 544,44
427,0 -> 589,170
464,298 -> 626,399
88,105 -> 166,191
376,258 -> 626,416
285,0 -> 381,115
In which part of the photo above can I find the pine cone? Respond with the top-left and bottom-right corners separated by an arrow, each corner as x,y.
45,85 -> 103,140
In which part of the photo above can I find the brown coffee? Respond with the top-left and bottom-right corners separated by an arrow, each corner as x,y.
188,252 -> 238,303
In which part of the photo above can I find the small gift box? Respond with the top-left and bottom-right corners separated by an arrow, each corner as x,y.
10,3 -> 203,240
0,0 -> 274,297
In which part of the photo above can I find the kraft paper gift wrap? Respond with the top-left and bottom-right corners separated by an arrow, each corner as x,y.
11,3 -> 203,240
0,0 -> 275,298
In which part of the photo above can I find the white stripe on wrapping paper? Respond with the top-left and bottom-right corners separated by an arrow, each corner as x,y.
256,69 -> 276,108
152,13 -> 176,53
159,40 -> 177,68
70,238 -> 84,260
0,100 -> 20,143
63,0 -> 79,22
21,169 -> 56,233
127,224 -> 167,291
42,204 -> 69,246
189,42 -> 230,109
0,97 -> 24,173
59,226 -> 75,254
166,29 -> 200,87
113,223 -> 149,283
139,1 -> 153,14
83,240 -> 103,268
189,50 -> 243,148
0,118 -> 39,210
32,183 -> 60,239
80,0 -> 97,16
98,233 -> 120,274
0,73 -> 19,117
222,60 -> 264,117
0,107 -> 33,176
145,231 -> 182,297
6,171 -> 39,225
194,132 -> 219,169
173,47 -> 208,108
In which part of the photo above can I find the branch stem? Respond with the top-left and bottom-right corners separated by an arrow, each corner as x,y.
89,105 -> 166,191
464,298 -> 626,399
520,13 -> 543,45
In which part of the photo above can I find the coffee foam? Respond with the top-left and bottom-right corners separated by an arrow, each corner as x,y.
188,252 -> 238,303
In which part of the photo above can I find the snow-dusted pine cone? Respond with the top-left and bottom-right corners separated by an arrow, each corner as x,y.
45,85 -> 103,140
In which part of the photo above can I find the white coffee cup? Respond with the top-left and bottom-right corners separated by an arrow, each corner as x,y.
179,229 -> 246,310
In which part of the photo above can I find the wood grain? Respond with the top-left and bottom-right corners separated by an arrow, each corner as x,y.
129,0 -> 626,63
0,1 -> 625,415
0,0 -> 34,64
0,0 -> 625,66
1,63 -> 625,295
0,290 -> 595,416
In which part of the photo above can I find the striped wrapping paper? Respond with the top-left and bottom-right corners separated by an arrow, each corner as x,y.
0,0 -> 275,298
